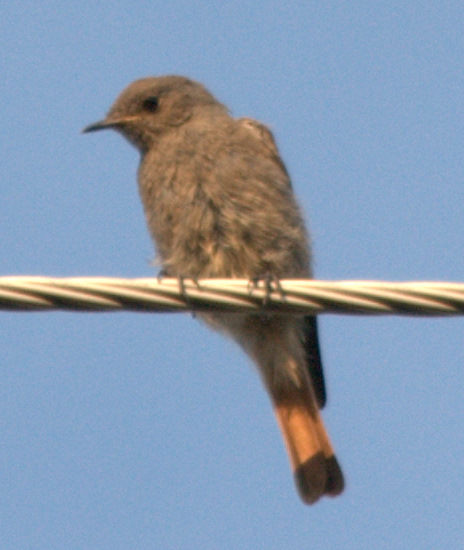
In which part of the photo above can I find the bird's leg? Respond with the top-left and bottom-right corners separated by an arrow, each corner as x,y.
175,274 -> 200,318
157,269 -> 199,315
249,273 -> 284,306
157,268 -> 169,283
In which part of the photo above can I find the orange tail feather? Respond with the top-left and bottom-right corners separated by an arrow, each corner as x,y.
273,384 -> 344,504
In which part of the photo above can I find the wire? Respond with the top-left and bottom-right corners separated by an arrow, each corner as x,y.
0,276 -> 463,315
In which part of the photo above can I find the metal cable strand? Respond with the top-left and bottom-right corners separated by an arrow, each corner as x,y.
0,276 -> 464,315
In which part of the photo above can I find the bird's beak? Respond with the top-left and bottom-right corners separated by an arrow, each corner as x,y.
83,113 -> 140,133
82,119 -> 117,133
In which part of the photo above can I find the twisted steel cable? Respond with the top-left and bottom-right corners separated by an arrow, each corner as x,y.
0,276 -> 463,315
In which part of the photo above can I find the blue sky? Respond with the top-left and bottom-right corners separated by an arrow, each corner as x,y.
1,2 -> 463,549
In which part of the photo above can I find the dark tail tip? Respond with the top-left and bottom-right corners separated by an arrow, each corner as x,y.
294,452 -> 327,504
294,453 -> 344,504
325,455 -> 345,496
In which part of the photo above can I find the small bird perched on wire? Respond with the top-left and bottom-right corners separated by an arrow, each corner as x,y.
83,75 -> 344,504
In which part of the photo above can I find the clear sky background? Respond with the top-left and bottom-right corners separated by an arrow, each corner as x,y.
1,2 -> 463,549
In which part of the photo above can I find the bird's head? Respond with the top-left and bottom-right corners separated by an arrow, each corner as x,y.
83,75 -> 225,152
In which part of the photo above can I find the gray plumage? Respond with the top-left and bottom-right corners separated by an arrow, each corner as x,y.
84,75 -> 343,504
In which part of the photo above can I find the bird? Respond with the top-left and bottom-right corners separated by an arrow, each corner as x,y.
83,75 -> 344,504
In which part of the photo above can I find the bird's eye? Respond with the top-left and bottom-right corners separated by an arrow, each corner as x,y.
142,96 -> 159,112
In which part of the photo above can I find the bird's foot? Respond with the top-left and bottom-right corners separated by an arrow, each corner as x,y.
248,273 -> 283,306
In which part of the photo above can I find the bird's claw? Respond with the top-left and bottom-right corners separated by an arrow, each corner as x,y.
248,273 -> 283,306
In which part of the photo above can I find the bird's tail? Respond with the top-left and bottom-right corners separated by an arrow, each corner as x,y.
271,379 -> 344,504
211,312 -> 344,503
